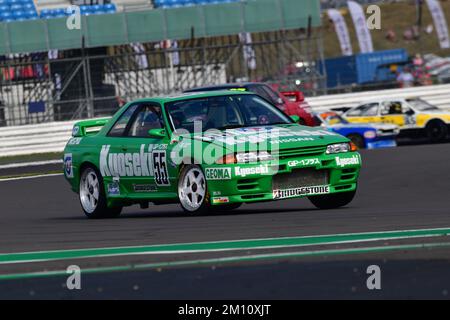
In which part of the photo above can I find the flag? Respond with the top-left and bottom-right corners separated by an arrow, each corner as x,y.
328,9 -> 353,56
426,0 -> 450,49
347,1 -> 373,53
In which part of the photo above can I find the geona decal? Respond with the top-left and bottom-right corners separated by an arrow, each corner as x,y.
100,144 -> 170,186
205,168 -> 232,180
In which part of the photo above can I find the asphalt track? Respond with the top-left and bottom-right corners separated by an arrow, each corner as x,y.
0,143 -> 450,299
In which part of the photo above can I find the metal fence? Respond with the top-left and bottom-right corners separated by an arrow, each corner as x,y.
0,29 -> 325,126
320,0 -> 407,9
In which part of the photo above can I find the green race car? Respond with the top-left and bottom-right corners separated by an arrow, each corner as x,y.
63,91 -> 361,218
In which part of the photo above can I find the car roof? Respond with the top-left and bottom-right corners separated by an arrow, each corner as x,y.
130,90 -> 255,104
183,83 -> 264,93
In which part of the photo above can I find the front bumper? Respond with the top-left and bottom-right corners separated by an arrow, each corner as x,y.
204,151 -> 361,205
366,137 -> 397,149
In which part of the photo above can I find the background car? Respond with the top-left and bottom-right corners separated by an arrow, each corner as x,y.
184,82 -> 315,126
314,111 -> 399,149
343,98 -> 450,142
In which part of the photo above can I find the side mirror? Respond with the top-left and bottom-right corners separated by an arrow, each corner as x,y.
290,115 -> 300,123
148,128 -> 166,138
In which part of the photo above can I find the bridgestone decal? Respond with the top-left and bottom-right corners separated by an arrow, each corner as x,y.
273,185 -> 330,200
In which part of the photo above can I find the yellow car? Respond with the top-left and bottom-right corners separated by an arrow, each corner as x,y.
343,98 -> 450,142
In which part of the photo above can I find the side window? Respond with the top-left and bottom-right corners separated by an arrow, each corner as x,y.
127,105 -> 163,137
346,105 -> 365,117
360,103 -> 379,117
381,101 -> 403,115
108,104 -> 139,137
248,85 -> 274,103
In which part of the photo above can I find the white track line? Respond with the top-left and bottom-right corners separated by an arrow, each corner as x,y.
0,160 -> 62,170
0,173 -> 63,182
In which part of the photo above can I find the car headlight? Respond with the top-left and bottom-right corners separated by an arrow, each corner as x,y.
216,151 -> 273,164
364,130 -> 377,139
326,143 -> 353,154
236,151 -> 273,163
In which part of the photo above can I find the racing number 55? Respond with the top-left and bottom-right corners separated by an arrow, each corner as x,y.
152,150 -> 170,186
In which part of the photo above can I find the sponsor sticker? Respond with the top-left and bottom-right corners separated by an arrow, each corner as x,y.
100,145 -> 153,178
205,168 -> 232,180
234,165 -> 269,177
273,185 -> 330,200
107,181 -> 120,196
287,158 -> 320,168
335,155 -> 360,168
64,153 -> 73,178
133,184 -> 157,192
72,126 -> 80,136
99,144 -> 170,186
67,137 -> 82,145
212,197 -> 230,204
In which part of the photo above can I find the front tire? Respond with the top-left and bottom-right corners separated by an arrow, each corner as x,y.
79,166 -> 122,219
347,134 -> 365,149
178,165 -> 210,214
308,190 -> 356,210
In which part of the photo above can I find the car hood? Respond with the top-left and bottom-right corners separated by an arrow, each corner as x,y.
177,124 -> 348,152
418,110 -> 450,115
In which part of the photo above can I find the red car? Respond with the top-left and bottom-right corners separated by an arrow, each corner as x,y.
184,82 -> 315,126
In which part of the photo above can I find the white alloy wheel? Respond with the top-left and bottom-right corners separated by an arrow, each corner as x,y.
179,166 -> 207,212
80,168 -> 100,214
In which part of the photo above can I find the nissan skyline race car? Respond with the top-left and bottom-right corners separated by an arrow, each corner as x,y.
343,98 -> 450,142
314,111 -> 399,149
63,91 -> 361,218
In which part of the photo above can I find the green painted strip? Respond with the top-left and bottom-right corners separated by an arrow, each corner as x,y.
1,241 -> 450,281
1,227 -> 450,265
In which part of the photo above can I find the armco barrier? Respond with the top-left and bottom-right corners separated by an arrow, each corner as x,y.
1,84 -> 450,158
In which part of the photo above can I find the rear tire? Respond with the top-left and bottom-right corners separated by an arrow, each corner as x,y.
426,120 -> 448,142
308,190 -> 356,210
79,166 -> 122,219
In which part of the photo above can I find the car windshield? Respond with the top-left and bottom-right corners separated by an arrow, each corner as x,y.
319,112 -> 348,125
165,94 -> 293,133
407,99 -> 439,111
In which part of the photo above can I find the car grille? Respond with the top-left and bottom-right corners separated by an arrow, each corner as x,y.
378,129 -> 397,135
271,146 -> 326,159
273,168 -> 329,190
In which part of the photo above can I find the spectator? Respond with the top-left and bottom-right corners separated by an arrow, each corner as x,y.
397,68 -> 415,88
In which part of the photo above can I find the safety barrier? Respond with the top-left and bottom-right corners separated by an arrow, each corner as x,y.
1,84 -> 450,157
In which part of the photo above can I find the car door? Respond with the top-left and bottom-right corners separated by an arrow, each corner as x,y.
99,103 -> 141,198
121,103 -> 176,197
379,100 -> 406,127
